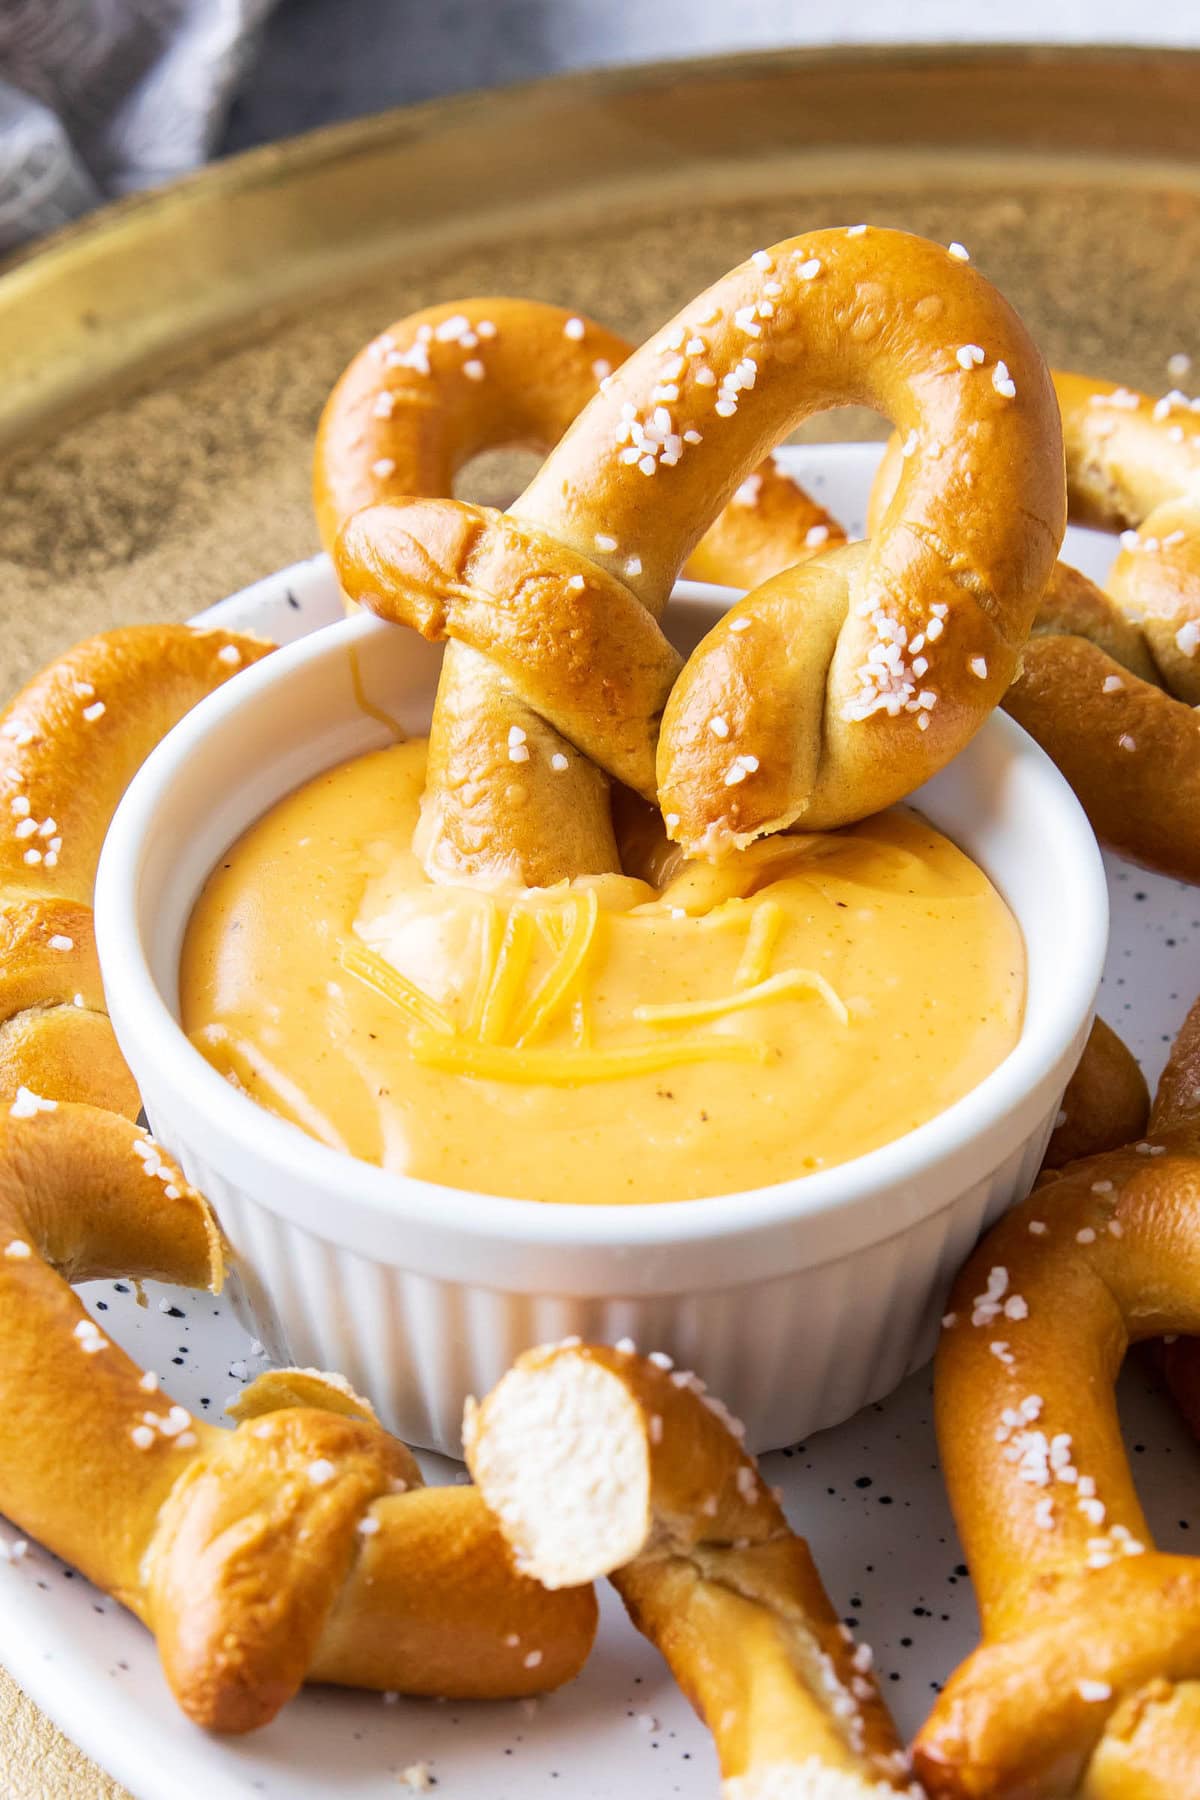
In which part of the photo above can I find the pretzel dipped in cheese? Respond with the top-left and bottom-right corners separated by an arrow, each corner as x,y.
872,372 -> 1200,882
336,229 -> 1064,880
914,993 -> 1200,1798
316,299 -> 841,885
0,1100 -> 596,1731
464,1341 -> 917,1798
0,626 -> 272,1115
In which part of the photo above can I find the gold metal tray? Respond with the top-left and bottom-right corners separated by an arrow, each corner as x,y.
0,43 -> 1199,1795
3,44 -> 1200,697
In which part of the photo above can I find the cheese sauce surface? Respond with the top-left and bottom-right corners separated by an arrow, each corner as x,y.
181,741 -> 1024,1205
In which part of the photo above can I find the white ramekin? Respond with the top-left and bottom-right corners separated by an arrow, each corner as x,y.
95,586 -> 1108,1454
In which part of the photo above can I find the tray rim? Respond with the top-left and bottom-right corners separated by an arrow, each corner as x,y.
5,38 -> 1200,286
4,40 -> 1200,454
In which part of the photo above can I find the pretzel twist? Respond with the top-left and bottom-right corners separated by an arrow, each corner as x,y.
0,626 -> 272,1114
316,298 -> 840,884
0,1101 -> 596,1730
464,1341 -> 916,1797
872,372 -> 1200,881
914,994 -> 1200,1797
335,230 -> 1064,880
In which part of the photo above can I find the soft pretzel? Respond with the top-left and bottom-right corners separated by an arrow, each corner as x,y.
336,229 -> 1064,879
914,993 -> 1200,1797
872,372 -> 1200,881
0,625 -> 272,1114
464,1341 -> 917,1797
1042,1014 -> 1150,1171
0,1099 -> 596,1731
316,298 -> 841,885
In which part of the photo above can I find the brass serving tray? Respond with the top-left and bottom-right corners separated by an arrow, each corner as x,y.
3,44 -> 1200,702
0,43 -> 1198,1797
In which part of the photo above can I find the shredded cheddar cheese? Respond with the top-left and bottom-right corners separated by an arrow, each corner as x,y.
340,941 -> 456,1037
735,900 -> 784,990
477,908 -> 536,1044
633,967 -> 849,1028
511,888 -> 600,1047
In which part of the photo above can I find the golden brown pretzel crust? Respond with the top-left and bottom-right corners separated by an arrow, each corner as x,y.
465,1342 -> 914,1796
0,626 -> 272,1113
337,232 -> 1063,879
1042,1015 -> 1150,1171
316,298 -> 841,885
872,372 -> 1200,882
914,995 -> 1200,1798
0,1102 -> 596,1730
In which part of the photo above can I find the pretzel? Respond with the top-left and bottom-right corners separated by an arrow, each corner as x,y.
0,625 -> 272,1115
316,298 -> 841,885
1042,1014 -> 1150,1170
872,372 -> 1200,882
335,230 -> 1064,880
913,993 -> 1200,1797
464,1341 -> 917,1797
0,1098 -> 597,1731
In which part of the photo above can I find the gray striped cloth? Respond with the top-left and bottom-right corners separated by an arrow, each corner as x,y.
0,0 -> 278,252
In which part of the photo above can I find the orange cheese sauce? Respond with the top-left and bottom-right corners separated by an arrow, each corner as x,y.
180,741 -> 1024,1204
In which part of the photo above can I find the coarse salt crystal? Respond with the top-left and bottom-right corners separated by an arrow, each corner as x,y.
10,1087 -> 56,1119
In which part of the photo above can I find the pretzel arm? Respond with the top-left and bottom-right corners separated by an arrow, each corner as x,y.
465,1342 -> 914,1796
0,1103 -> 596,1731
915,996 -> 1200,1798
1005,633 -> 1200,884
1042,1016 -> 1150,1171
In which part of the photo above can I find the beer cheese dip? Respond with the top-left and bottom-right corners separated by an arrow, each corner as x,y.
181,740 -> 1024,1205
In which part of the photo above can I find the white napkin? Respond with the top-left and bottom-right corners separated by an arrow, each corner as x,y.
0,0 -> 278,251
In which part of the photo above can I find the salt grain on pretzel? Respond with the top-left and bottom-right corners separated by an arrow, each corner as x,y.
316,298 -> 841,885
0,626 -> 271,1114
0,1102 -> 596,1731
916,994 -> 1200,1797
465,1340 -> 916,1797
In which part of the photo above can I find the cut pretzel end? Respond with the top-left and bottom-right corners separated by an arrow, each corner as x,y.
723,1760 -> 918,1799
464,1349 -> 651,1588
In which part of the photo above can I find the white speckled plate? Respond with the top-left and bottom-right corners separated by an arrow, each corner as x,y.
3,444 -> 1198,1800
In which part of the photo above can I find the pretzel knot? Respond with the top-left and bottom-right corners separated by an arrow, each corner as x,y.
917,994 -> 1200,1797
0,1101 -> 596,1731
318,295 -> 840,885
334,228 -> 1064,880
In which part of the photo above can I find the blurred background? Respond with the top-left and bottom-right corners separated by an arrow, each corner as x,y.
3,0 -> 1200,250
